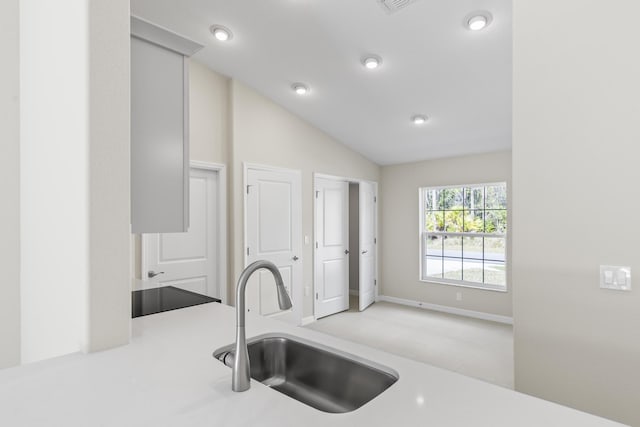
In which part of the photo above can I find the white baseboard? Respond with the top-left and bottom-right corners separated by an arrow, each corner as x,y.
377,295 -> 513,325
300,316 -> 316,326
348,289 -> 359,296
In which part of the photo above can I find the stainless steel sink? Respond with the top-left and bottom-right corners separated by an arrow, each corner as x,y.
213,333 -> 398,413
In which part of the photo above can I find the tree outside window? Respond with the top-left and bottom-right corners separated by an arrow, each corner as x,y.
420,183 -> 507,290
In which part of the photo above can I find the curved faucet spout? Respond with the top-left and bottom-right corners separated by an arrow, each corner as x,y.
233,260 -> 292,392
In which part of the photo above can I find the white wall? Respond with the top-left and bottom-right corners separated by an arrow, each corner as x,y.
513,1 -> 640,425
0,0 -> 21,369
380,151 -> 512,317
230,80 -> 381,317
20,0 -> 130,363
20,0 -> 90,363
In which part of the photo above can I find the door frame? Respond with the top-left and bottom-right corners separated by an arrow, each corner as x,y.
312,173 -> 379,320
141,161 -> 227,303
243,162 -> 303,325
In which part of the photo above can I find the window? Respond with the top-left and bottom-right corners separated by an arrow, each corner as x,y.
419,183 -> 507,291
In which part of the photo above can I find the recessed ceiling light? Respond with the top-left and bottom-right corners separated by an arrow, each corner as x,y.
362,55 -> 382,70
210,25 -> 233,41
292,83 -> 309,95
465,12 -> 492,31
412,115 -> 428,125
468,15 -> 487,30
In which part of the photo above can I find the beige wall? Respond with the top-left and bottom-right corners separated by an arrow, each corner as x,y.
0,0 -> 21,369
189,62 -> 230,165
513,1 -> 640,425
380,151 -> 512,317
86,0 -> 131,353
230,80 -> 381,317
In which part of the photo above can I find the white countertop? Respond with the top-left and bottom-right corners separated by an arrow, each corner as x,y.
0,303 -> 626,427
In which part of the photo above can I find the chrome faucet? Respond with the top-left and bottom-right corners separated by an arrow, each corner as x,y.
233,260 -> 292,392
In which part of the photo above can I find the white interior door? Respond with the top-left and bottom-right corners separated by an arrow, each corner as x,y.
245,166 -> 302,325
314,178 -> 350,319
359,181 -> 377,311
143,167 -> 221,299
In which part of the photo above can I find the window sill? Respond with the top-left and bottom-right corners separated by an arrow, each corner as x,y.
419,278 -> 508,293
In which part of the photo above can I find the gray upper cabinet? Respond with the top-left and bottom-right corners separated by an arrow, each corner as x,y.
130,17 -> 203,233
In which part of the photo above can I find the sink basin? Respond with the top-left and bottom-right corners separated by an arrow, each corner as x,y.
213,333 -> 398,413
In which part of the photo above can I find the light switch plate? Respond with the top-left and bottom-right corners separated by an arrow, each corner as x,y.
600,265 -> 632,291
604,270 -> 613,284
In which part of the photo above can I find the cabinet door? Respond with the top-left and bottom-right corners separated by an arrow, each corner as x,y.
130,36 -> 188,233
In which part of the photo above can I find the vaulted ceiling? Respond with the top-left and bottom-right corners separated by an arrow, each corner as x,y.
131,0 -> 512,165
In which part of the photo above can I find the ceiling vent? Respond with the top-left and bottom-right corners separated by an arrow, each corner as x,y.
378,0 -> 419,14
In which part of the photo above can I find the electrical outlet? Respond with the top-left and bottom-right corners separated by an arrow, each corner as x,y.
456,291 -> 462,301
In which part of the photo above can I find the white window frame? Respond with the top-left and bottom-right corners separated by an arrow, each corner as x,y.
418,182 -> 508,292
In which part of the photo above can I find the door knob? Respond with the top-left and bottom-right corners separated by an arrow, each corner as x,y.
344,249 -> 350,255
148,270 -> 165,278
361,250 -> 368,255
292,256 -> 299,261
